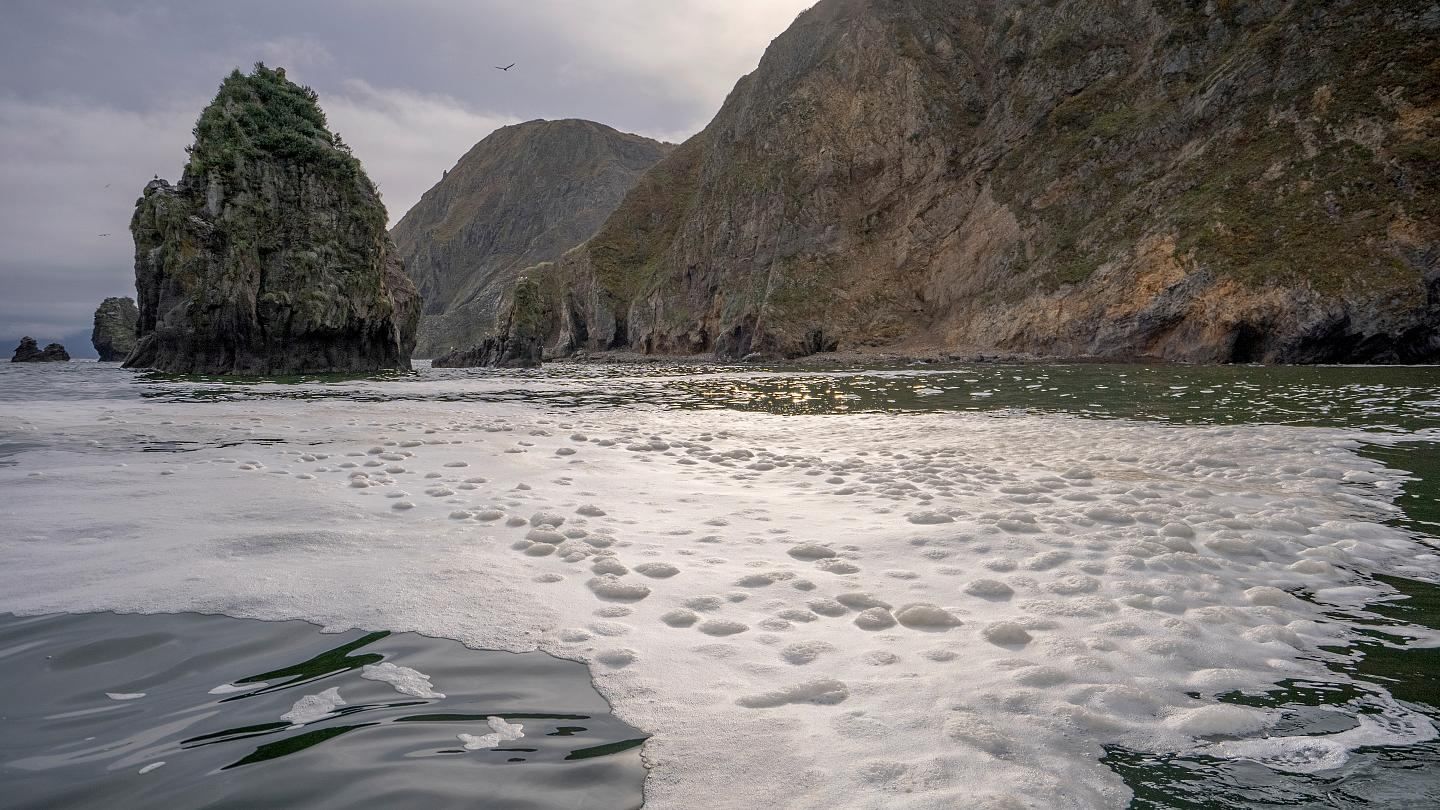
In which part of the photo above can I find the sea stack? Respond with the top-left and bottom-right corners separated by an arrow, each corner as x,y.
124,64 -> 419,375
92,297 -> 138,362
11,337 -> 70,363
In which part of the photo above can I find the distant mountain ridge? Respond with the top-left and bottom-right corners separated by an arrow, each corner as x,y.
391,119 -> 671,358
501,0 -> 1438,364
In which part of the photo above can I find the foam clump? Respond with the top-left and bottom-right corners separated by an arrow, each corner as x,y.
894,603 -> 962,630
836,592 -> 891,610
907,511 -> 954,525
698,619 -> 749,636
459,716 -> 526,750
361,662 -> 445,698
982,622 -> 1033,646
853,607 -> 897,630
1165,704 -> 1275,737
661,609 -> 700,628
587,575 -> 651,602
281,687 -> 346,726
530,511 -> 566,527
788,543 -> 838,560
963,579 -> 1015,600
634,562 -> 681,579
738,679 -> 849,708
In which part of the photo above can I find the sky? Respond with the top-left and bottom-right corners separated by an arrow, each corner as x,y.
0,0 -> 815,356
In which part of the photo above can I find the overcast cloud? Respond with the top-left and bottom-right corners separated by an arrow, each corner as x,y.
0,0 -> 813,354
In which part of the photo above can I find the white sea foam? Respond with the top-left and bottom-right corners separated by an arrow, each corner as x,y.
360,662 -> 445,699
2,391 -> 1438,809
105,692 -> 145,701
458,716 -> 526,750
281,687 -> 345,726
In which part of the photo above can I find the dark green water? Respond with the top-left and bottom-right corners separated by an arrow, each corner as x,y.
0,612 -> 646,809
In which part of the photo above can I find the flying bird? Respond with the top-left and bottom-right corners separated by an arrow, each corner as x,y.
98,233 -> 111,237
495,63 -> 515,71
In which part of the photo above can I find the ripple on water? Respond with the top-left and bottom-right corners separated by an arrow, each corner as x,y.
0,612 -> 647,809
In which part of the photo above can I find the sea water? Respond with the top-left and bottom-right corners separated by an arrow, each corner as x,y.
0,612 -> 647,809
1,359 -> 1438,809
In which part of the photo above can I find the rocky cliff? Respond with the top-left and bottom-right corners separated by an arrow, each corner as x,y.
125,64 -> 419,375
513,0 -> 1439,364
91,297 -> 138,362
391,119 -> 670,358
11,337 -> 70,363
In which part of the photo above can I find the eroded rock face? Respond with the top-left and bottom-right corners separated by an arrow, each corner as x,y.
431,277 -> 544,369
124,65 -> 419,375
92,297 -> 138,362
392,119 -> 670,358
11,337 -> 70,363
512,0 -> 1439,364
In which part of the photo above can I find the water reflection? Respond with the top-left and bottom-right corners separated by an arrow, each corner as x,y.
0,612 -> 648,809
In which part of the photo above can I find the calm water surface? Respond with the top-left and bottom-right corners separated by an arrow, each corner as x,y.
0,612 -> 647,809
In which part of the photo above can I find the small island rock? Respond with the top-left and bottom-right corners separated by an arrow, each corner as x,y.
11,337 -> 71,363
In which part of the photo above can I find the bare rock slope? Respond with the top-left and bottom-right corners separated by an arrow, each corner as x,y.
391,119 -> 670,359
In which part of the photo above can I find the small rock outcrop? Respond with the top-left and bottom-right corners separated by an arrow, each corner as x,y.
432,276 -> 545,369
11,337 -> 70,363
392,119 -> 670,358
92,297 -> 138,362
124,64 -> 419,375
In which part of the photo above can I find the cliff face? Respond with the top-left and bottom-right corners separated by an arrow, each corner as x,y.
125,65 -> 419,375
91,297 -> 138,362
391,120 -> 670,358
520,0 -> 1439,364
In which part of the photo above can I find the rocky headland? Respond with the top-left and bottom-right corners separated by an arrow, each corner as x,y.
11,337 -> 70,363
392,119 -> 670,359
493,0 -> 1438,365
124,64 -> 419,375
91,297 -> 138,362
